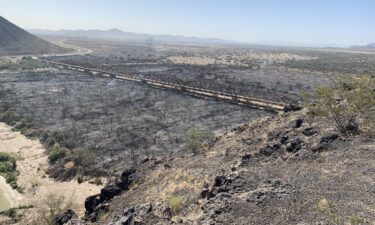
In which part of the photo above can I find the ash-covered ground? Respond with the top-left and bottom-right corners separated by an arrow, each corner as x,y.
0,70 -> 270,170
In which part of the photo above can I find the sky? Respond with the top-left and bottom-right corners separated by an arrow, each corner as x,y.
1,0 -> 374,46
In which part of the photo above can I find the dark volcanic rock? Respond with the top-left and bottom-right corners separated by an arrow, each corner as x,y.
85,194 -> 101,215
302,127 -> 318,136
100,185 -> 123,201
286,138 -> 303,153
320,133 -> 340,144
312,133 -> 341,152
85,169 -> 136,221
294,118 -> 304,128
55,209 -> 77,225
259,144 -> 281,156
119,168 -> 136,189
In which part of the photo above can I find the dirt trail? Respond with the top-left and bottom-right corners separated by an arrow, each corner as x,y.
0,122 -> 102,216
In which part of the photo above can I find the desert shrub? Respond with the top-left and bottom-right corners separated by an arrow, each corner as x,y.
0,152 -> 14,162
0,58 -> 46,71
315,199 -> 365,225
186,127 -> 214,153
0,152 -> 19,189
77,176 -> 83,184
48,147 -> 66,164
8,208 -> 18,219
304,76 -> 375,136
168,195 -> 184,213
91,177 -> 103,186
0,162 -> 13,172
70,148 -> 94,167
30,194 -> 71,225
5,173 -> 18,189
0,111 -> 21,125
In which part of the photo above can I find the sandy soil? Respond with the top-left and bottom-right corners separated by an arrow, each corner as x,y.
0,122 -> 102,216
0,177 -> 22,208
165,52 -> 316,66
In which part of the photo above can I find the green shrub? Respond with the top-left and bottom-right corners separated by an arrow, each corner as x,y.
48,147 -> 66,164
0,152 -> 19,190
77,176 -> 83,184
0,152 -> 14,162
315,199 -> 365,225
186,127 -> 214,153
0,162 -> 13,172
0,58 -> 45,71
0,111 -> 21,125
168,195 -> 184,213
304,76 -> 375,136
5,173 -> 18,189
93,177 -> 103,186
70,148 -> 94,167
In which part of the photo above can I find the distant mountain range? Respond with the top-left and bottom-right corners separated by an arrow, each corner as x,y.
29,28 -> 235,45
0,16 -> 68,56
254,40 -> 347,48
350,43 -> 375,51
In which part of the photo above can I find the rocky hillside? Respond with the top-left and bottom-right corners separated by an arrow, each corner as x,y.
0,16 -> 68,56
60,109 -> 374,225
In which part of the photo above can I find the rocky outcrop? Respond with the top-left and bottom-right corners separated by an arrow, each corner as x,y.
85,168 -> 136,221
54,209 -> 77,225
71,111 -> 374,225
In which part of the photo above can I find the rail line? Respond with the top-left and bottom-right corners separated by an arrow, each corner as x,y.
33,57 -> 287,112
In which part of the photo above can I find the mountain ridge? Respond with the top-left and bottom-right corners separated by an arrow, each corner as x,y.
0,16 -> 68,56
29,28 -> 236,45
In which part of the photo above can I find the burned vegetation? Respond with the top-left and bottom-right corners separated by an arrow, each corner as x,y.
1,40 -> 370,182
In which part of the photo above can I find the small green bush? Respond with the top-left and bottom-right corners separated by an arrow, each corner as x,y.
168,195 -> 184,213
77,176 -> 83,184
315,199 -> 365,225
0,162 -> 13,172
0,152 -> 13,162
48,147 -> 66,164
186,127 -> 214,153
0,111 -> 21,125
304,76 -> 375,136
93,177 -> 103,186
5,173 -> 18,189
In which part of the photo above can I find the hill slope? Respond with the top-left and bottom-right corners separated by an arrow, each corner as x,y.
0,16 -> 68,56
63,110 -> 374,225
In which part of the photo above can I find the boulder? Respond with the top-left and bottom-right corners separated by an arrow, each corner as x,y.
118,168 -> 136,190
320,133 -> 340,144
85,194 -> 101,214
286,138 -> 303,153
294,118 -> 304,128
54,209 -> 77,225
100,185 -> 123,201
260,144 -> 281,156
302,127 -> 318,136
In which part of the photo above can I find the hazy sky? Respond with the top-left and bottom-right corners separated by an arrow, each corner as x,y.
1,0 -> 374,46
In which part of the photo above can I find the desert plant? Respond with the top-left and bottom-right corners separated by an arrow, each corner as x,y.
304,76 -> 375,136
48,147 -> 66,164
30,194 -> 71,225
186,127 -> 214,153
168,195 -> 184,214
0,152 -> 20,190
315,199 -> 365,225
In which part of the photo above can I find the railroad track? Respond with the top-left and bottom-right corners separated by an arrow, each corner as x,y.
33,57 -> 287,112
